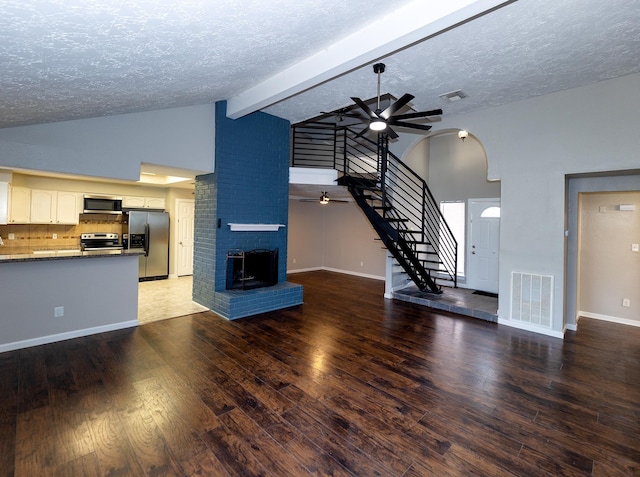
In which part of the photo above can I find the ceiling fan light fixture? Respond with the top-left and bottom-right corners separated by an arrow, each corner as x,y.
369,119 -> 387,131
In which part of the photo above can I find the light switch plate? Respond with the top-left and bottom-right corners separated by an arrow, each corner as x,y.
632,243 -> 639,252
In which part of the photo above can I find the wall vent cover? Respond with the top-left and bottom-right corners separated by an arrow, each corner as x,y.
510,272 -> 553,328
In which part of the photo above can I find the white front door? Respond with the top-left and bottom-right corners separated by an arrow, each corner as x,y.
466,198 -> 500,294
176,199 -> 195,276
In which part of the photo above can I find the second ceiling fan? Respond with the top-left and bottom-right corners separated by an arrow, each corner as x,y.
300,191 -> 349,205
351,63 -> 443,139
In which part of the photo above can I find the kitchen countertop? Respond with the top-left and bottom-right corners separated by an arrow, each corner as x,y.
0,249 -> 146,263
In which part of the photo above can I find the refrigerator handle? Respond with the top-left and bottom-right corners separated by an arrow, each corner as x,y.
144,223 -> 150,257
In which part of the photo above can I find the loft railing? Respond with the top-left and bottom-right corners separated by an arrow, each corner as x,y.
291,124 -> 457,286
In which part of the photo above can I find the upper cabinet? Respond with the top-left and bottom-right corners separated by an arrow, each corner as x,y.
56,191 -> 81,224
8,186 -> 31,223
123,196 -> 166,210
30,189 -> 80,225
6,183 -> 166,224
30,189 -> 57,223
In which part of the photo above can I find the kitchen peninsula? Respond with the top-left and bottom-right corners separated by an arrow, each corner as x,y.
0,249 -> 145,353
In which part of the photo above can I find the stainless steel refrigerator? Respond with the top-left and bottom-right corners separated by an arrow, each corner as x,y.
128,211 -> 169,280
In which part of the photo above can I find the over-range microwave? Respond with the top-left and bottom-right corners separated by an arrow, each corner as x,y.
83,195 -> 123,214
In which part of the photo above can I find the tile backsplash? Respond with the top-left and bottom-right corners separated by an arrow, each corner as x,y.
0,214 -> 124,254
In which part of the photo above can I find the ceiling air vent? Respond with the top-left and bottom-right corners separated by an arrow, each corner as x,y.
439,90 -> 466,102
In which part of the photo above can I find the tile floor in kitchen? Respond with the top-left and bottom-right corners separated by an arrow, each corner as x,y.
137,275 -> 208,324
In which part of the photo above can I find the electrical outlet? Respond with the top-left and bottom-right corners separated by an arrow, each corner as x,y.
8,233 -> 15,240
292,258 -> 296,264
632,243 -> 639,252
622,298 -> 631,308
54,306 -> 64,317
52,233 -> 58,239
360,261 -> 364,267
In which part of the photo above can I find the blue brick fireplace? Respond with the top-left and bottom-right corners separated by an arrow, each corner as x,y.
192,101 -> 303,319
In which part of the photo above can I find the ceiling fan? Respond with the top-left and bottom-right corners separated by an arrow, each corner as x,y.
319,107 -> 363,123
300,191 -> 349,204
350,63 -> 443,139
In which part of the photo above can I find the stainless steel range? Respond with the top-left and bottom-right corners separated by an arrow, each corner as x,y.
80,233 -> 123,252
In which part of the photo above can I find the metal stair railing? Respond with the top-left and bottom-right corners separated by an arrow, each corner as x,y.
291,124 -> 457,287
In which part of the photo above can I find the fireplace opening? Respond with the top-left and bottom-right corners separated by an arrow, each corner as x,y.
226,248 -> 278,290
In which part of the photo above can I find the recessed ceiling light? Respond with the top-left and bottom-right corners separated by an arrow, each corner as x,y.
439,90 -> 467,102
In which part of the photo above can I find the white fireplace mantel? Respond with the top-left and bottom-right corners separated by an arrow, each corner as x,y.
228,223 -> 286,232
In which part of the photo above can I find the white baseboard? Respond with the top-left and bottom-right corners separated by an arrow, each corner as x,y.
578,311 -> 640,328
497,318 -> 565,339
0,320 -> 139,353
286,267 -> 324,274
322,267 -> 385,281
287,266 -> 384,281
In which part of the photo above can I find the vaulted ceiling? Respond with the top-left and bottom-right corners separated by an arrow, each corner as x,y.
1,0 -> 639,130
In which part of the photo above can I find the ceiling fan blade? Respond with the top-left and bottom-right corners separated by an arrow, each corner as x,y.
386,127 -> 399,140
351,97 -> 377,119
389,121 -> 433,131
355,125 -> 370,138
392,109 -> 443,120
321,110 -> 364,118
380,93 -> 414,119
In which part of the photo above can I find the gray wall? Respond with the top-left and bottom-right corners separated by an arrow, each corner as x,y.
0,256 -> 138,352
287,199 -> 386,279
578,191 -> 640,323
426,133 -> 500,202
394,71 -> 640,336
0,104 -> 215,180
567,175 -> 640,328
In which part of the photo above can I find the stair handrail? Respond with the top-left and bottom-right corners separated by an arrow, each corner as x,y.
342,127 -> 458,285
291,123 -> 457,286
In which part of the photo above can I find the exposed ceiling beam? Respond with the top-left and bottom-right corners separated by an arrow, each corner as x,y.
226,0 -> 515,119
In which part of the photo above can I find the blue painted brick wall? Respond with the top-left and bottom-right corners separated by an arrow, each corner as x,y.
193,101 -> 302,316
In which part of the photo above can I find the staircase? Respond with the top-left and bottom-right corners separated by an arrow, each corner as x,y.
292,124 -> 457,293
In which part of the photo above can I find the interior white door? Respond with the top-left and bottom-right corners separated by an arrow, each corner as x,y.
176,199 -> 195,276
466,199 -> 500,294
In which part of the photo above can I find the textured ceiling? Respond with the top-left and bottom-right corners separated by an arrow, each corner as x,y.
0,0 -> 414,128
1,0 -> 639,130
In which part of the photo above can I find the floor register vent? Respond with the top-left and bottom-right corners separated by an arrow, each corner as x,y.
510,272 -> 553,328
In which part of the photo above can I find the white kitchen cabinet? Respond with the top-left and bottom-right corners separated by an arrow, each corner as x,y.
8,186 -> 31,223
122,195 -> 146,208
30,189 -> 80,224
30,189 -> 57,223
123,195 -> 166,210
55,191 -> 81,224
144,197 -> 166,210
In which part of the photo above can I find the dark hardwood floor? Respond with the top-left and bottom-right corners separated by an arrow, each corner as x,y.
2,270 -> 639,476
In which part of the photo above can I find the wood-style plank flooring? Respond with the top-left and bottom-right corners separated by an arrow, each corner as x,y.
2,270 -> 639,476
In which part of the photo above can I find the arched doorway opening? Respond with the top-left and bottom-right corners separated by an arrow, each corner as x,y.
399,130 -> 500,292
